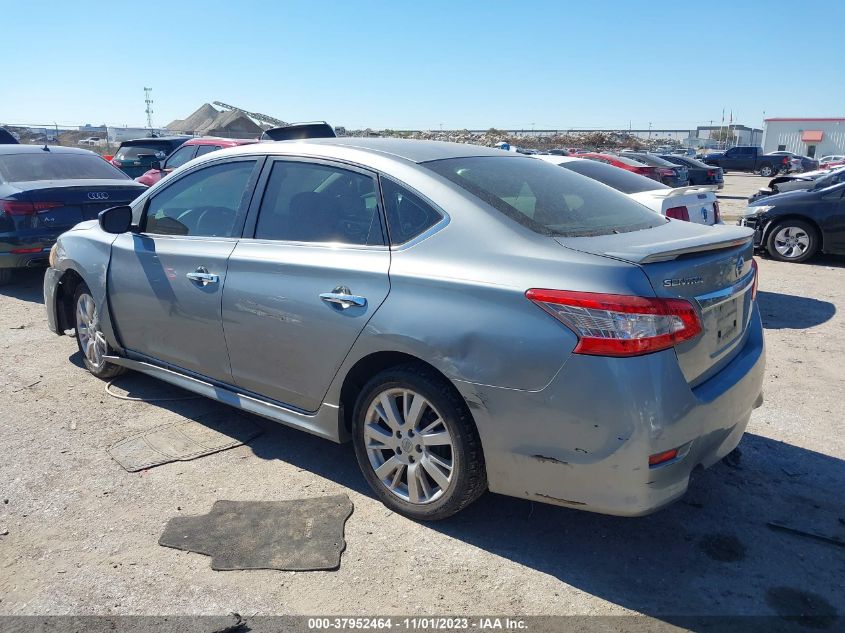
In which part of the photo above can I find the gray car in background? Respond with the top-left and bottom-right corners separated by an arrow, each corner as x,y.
43,138 -> 765,520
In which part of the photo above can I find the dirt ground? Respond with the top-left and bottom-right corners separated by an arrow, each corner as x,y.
717,173 -> 773,221
1,250 -> 843,627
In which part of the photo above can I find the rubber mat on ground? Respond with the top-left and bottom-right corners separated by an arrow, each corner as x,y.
159,495 -> 354,571
109,411 -> 262,472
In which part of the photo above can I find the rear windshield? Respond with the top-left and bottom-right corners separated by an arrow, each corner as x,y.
622,153 -> 676,167
115,143 -> 172,160
559,159 -> 668,194
424,156 -> 665,237
0,152 -> 129,182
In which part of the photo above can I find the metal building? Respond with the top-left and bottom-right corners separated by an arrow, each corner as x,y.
762,117 -> 845,158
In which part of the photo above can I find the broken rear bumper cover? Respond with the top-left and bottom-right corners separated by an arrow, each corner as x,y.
456,303 -> 766,517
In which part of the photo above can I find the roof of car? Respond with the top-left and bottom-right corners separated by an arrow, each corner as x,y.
183,137 -> 257,146
119,136 -> 192,146
253,137 -> 515,163
0,144 -> 101,156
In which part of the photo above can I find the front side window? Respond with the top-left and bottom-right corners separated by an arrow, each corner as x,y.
163,145 -> 197,170
254,161 -> 382,245
380,179 -> 443,244
424,156 -> 665,237
195,145 -> 223,158
144,160 -> 256,237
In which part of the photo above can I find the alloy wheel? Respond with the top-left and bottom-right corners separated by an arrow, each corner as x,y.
773,226 -> 811,260
76,293 -> 107,369
363,388 -> 455,504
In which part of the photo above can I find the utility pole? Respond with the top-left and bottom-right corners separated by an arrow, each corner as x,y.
144,87 -> 154,134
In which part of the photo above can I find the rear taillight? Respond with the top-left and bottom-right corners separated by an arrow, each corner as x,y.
666,206 -> 690,221
111,159 -> 122,167
658,167 -> 674,176
782,157 -> 789,164
707,170 -> 716,177
525,289 -> 702,357
0,200 -> 63,216
713,201 -> 721,224
751,258 -> 759,300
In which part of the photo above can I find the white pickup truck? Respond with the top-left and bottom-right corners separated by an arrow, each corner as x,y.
537,155 -> 721,225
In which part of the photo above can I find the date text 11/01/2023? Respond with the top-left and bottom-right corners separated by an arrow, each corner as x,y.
307,617 -> 528,630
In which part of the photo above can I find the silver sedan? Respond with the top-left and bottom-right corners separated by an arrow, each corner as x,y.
44,138 -> 765,520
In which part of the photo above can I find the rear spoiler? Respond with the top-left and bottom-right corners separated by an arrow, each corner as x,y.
651,185 -> 719,198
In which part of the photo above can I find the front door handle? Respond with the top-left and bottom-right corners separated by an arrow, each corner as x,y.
186,266 -> 219,286
320,286 -> 367,309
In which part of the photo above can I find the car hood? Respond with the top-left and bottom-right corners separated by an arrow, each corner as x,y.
750,187 -> 816,207
555,219 -> 752,264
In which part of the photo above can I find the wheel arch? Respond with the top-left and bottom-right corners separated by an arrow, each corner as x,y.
54,267 -> 87,333
338,350 -> 469,437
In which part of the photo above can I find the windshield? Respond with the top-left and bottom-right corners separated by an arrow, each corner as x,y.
557,159 -> 668,194
0,152 -> 129,182
424,156 -> 665,237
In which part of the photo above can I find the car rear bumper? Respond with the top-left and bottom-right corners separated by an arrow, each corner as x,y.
456,303 -> 766,516
0,247 -> 53,269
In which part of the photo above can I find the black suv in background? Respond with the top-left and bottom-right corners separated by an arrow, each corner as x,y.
109,136 -> 191,178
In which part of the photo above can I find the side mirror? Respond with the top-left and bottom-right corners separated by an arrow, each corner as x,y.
150,160 -> 163,170
98,205 -> 133,234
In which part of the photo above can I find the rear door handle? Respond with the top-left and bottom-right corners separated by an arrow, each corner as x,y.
186,266 -> 219,286
320,286 -> 367,309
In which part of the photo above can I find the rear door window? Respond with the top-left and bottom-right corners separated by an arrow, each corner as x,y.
425,156 -> 664,237
253,161 -> 383,245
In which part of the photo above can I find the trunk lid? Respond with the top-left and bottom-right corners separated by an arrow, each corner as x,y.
13,180 -> 145,230
557,221 -> 756,386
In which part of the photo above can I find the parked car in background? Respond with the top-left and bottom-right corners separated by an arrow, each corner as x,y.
538,155 -> 721,225
1,128 -> 20,144
702,146 -> 790,177
77,137 -> 103,147
0,145 -> 145,285
135,137 -> 258,187
43,138 -> 763,520
658,154 -> 724,189
819,155 -> 845,169
768,151 -> 819,173
620,152 -> 689,187
545,148 -> 569,156
741,177 -> 845,262
749,166 -> 845,202
577,152 -> 661,181
110,136 -> 191,178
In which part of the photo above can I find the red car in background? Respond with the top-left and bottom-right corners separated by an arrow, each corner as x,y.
135,137 -> 257,186
577,152 -> 661,182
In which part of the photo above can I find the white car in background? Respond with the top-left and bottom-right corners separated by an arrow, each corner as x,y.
537,155 -> 722,225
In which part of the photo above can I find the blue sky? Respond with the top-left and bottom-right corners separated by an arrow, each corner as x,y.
3,1 -> 843,130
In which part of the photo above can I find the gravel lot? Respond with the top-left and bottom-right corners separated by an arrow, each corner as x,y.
1,247 -> 843,627
717,172 -> 772,221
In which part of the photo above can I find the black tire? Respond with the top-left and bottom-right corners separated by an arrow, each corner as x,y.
351,363 -> 486,521
73,282 -> 125,379
0,268 -> 11,286
765,219 -> 819,263
759,164 -> 775,177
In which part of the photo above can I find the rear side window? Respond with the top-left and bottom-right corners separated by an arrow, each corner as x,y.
0,153 -> 128,182
424,156 -> 665,237
380,179 -> 443,244
145,160 -> 256,237
559,160 -> 668,194
254,161 -> 383,245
